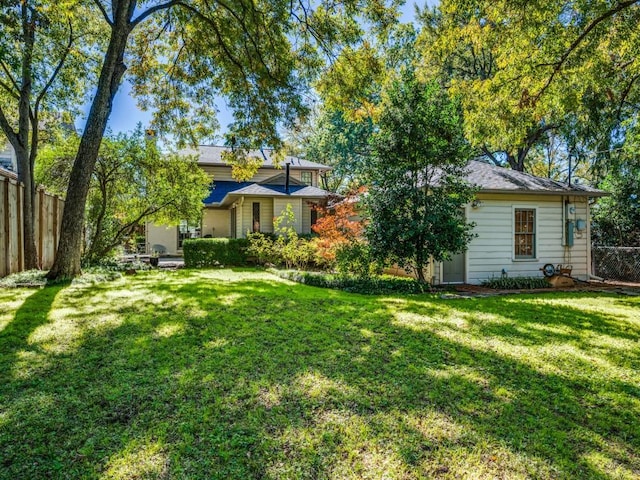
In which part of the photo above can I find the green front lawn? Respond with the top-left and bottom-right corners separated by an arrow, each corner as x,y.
0,269 -> 638,479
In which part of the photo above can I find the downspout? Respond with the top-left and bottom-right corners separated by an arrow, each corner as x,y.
239,196 -> 244,237
561,195 -> 566,247
285,163 -> 290,194
586,197 -> 593,280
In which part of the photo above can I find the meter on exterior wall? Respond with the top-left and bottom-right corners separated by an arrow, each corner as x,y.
566,220 -> 575,247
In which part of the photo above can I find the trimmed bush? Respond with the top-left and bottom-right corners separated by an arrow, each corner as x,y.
183,238 -> 249,268
481,276 -> 550,289
335,242 -> 383,278
271,269 -> 431,295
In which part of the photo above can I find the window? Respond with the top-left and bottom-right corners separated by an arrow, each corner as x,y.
310,208 -> 318,227
252,202 -> 260,232
0,156 -> 13,171
301,171 -> 313,186
178,220 -> 200,248
514,208 -> 536,259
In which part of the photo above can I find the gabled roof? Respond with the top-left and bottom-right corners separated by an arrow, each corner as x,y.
466,160 -> 607,196
183,145 -> 332,170
204,181 -> 332,206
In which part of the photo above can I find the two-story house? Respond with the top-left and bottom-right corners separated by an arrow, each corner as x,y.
146,146 -> 333,254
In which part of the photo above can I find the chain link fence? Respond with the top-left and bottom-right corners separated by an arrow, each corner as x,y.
592,246 -> 640,283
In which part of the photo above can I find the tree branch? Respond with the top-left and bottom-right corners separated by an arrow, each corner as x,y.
0,60 -> 20,96
130,0 -> 181,27
92,0 -> 113,25
532,0 -> 640,103
173,1 -> 248,81
0,105 -> 19,146
35,19 -> 75,113
0,78 -> 19,100
480,145 -> 501,166
616,73 -> 640,120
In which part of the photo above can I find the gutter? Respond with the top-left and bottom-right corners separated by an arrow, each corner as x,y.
477,188 -> 609,198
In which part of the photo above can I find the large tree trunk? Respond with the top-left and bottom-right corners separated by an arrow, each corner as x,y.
15,147 -> 39,269
47,15 -> 131,279
16,1 -> 39,270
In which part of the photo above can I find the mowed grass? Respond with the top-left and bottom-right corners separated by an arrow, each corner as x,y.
0,269 -> 638,479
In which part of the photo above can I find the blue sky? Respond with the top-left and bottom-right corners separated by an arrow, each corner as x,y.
84,1 -> 435,136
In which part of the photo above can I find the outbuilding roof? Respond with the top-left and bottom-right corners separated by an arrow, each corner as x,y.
183,145 -> 332,170
465,160 -> 607,196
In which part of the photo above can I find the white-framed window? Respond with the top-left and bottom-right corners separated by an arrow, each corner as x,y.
301,171 -> 313,186
178,220 -> 200,248
514,208 -> 536,259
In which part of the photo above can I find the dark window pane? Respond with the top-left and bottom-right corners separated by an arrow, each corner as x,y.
252,202 -> 260,233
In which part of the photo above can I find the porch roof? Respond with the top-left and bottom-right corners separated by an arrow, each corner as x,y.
204,181 -> 331,206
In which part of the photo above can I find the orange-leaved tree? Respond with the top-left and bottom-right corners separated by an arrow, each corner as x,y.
311,189 -> 365,266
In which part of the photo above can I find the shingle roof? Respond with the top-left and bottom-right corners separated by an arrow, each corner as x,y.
204,181 -> 332,206
465,160 -> 606,196
183,145 -> 331,170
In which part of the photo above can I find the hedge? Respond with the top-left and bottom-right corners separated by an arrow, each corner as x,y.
183,238 -> 249,268
481,276 -> 550,289
271,269 -> 432,295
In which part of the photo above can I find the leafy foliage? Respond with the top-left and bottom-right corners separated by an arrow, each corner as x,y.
418,0 -> 640,173
0,1 -> 101,268
43,0 -> 400,279
37,128 -> 210,263
481,276 -> 550,290
247,206 -> 318,269
183,238 -> 249,268
292,109 -> 374,191
334,242 -> 382,278
592,154 -> 640,246
273,269 -> 432,295
311,194 -> 364,266
366,71 -> 475,282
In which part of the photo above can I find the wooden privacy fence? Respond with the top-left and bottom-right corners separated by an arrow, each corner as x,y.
0,169 -> 64,277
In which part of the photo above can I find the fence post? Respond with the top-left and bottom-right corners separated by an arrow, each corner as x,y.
38,188 -> 44,269
3,177 -> 10,276
17,180 -> 23,271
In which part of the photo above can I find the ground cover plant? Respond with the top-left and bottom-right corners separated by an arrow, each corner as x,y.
0,269 -> 638,479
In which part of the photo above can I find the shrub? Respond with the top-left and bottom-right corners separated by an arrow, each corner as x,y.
481,276 -> 550,289
247,232 -> 279,266
183,238 -> 249,267
272,269 -> 431,295
334,242 -> 383,278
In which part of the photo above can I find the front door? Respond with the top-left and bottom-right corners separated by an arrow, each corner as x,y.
442,252 -> 465,283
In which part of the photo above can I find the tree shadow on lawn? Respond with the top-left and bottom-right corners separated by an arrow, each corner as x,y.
395,292 -> 640,367
0,272 -> 638,479
0,284 -> 67,383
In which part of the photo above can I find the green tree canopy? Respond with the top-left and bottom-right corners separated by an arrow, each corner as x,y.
365,70 -> 475,282
37,127 -> 210,263
37,0 -> 400,279
417,0 -> 640,173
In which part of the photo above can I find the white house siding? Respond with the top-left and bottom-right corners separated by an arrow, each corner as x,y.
145,223 -> 178,254
202,208 -> 230,238
240,197 -> 274,236
273,198 -> 302,233
458,193 -> 590,284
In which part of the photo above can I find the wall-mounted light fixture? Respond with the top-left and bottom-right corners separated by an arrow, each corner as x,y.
471,199 -> 483,208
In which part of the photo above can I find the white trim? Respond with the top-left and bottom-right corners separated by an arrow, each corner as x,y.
512,205 -> 538,261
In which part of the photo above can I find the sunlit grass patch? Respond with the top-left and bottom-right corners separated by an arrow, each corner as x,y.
0,270 -> 638,479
